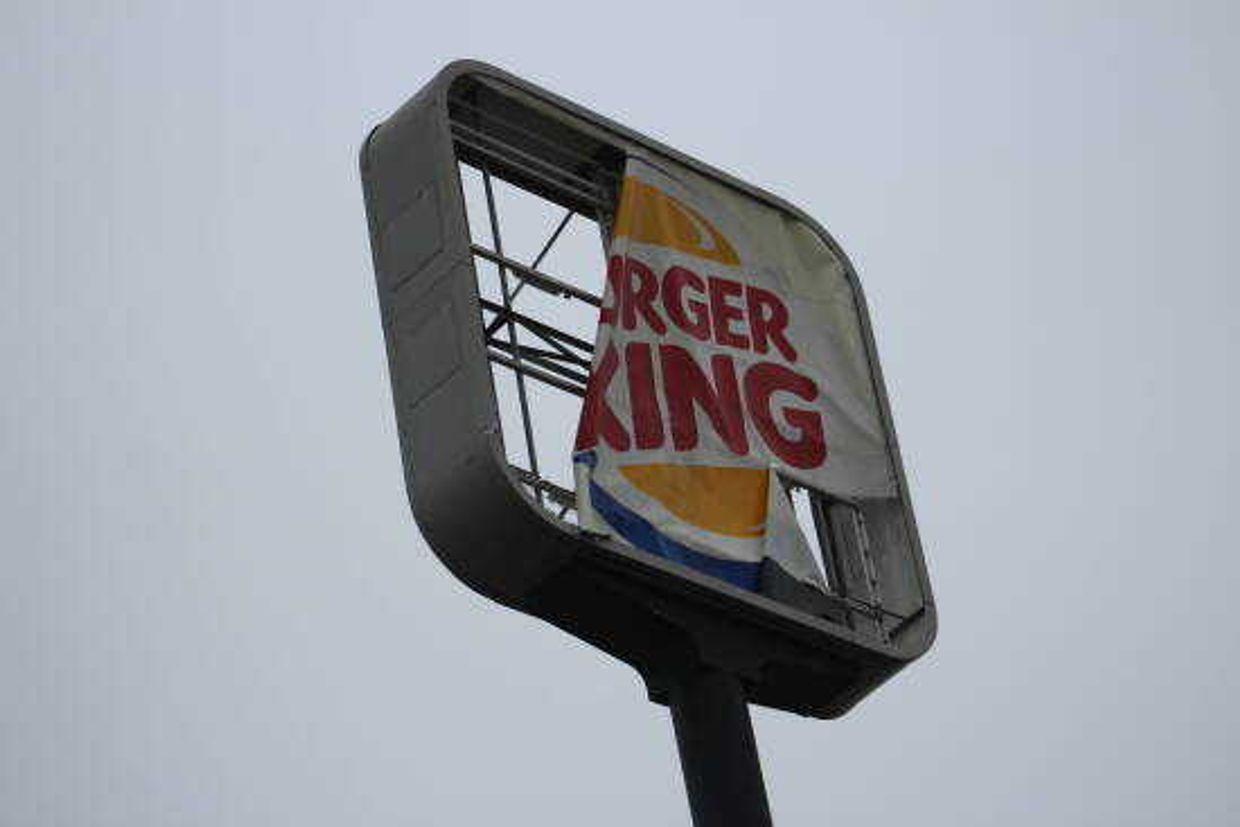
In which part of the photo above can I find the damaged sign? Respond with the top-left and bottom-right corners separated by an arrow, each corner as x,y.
575,157 -> 897,595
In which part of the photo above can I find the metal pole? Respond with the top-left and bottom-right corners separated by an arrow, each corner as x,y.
668,668 -> 773,827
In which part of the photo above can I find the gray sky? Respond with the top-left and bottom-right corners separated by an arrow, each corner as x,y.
3,2 -> 1236,825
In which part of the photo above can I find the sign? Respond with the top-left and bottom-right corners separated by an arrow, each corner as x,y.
574,157 -> 894,593
361,61 -> 934,719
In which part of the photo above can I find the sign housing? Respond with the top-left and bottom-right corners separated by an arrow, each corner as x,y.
361,61 -> 934,718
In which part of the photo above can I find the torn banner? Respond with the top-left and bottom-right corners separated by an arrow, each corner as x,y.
573,157 -> 896,595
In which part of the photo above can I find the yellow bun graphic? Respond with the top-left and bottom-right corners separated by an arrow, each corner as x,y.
612,176 -> 740,266
618,464 -> 768,538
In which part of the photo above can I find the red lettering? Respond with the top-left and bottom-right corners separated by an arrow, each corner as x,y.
746,285 -> 797,363
743,363 -> 824,469
625,342 -> 664,449
708,276 -> 749,350
599,255 -> 624,326
660,345 -> 748,455
662,266 -> 711,341
622,257 -> 667,333
573,343 -> 631,451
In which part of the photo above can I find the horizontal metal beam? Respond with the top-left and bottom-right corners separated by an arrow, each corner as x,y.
449,95 -> 621,187
471,244 -> 602,307
479,298 -> 594,360
487,339 -> 591,386
452,123 -> 608,212
488,350 -> 586,397
510,465 -> 578,511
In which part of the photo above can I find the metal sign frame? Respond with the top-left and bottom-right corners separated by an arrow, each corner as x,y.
361,61 -> 935,720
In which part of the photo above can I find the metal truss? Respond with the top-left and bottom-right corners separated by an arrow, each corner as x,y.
459,154 -> 602,520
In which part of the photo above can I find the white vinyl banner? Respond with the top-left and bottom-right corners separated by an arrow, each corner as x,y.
574,157 -> 895,593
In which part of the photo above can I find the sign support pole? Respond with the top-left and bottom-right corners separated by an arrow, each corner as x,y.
668,667 -> 774,827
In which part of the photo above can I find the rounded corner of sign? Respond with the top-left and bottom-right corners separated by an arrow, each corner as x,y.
438,58 -> 502,82
784,200 -> 872,296
916,602 -> 940,649
477,451 -> 587,545
358,123 -> 383,177
428,59 -> 484,94
434,59 -> 521,101
412,444 -> 576,596
893,603 -> 938,662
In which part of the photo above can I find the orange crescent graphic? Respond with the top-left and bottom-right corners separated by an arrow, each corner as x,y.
618,464 -> 768,538
612,177 -> 740,266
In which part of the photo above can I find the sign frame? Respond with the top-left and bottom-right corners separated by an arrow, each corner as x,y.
361,60 -> 935,718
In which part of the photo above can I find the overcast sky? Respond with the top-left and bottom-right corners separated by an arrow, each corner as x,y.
3,2 -> 1236,825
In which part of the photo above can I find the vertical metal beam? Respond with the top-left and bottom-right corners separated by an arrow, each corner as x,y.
481,166 -> 543,503
668,668 -> 773,827
826,502 -> 881,636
